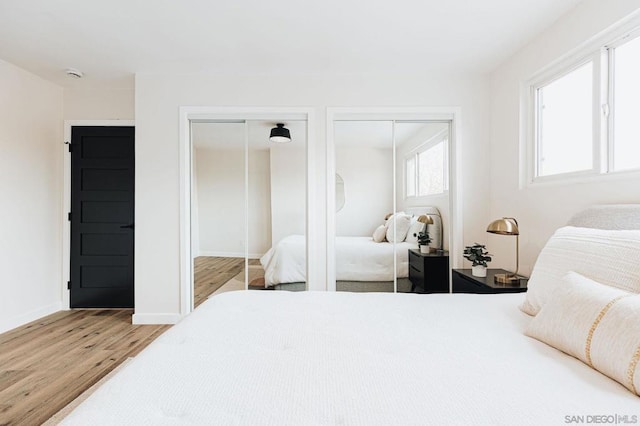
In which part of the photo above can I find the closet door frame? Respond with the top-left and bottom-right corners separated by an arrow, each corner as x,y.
179,107 -> 316,316
326,107 -> 463,293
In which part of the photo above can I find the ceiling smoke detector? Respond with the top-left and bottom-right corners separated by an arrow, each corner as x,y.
65,68 -> 84,79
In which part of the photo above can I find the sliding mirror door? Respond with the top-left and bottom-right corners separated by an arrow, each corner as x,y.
191,121 -> 248,305
395,121 -> 451,293
334,121 -> 397,292
331,118 -> 452,293
190,120 -> 307,304
254,121 -> 307,291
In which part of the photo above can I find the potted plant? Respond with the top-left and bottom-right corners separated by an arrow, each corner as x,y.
463,243 -> 492,277
416,231 -> 432,254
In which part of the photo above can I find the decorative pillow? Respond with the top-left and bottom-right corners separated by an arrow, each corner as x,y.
385,213 -> 411,243
526,271 -> 640,396
405,217 -> 425,244
372,225 -> 386,243
521,226 -> 640,316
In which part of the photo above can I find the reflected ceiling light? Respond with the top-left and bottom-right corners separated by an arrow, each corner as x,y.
269,123 -> 291,143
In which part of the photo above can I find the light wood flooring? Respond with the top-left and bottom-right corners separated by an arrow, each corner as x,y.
0,256 -> 258,425
0,310 -> 169,426
193,256 -> 261,307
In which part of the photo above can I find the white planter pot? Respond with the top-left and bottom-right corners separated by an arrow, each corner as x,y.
420,245 -> 430,254
472,265 -> 487,277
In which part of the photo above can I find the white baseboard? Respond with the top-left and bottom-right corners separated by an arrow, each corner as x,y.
197,251 -> 264,260
0,302 -> 62,334
132,313 -> 183,325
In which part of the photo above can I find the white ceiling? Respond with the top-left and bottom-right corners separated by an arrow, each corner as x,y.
0,0 -> 583,88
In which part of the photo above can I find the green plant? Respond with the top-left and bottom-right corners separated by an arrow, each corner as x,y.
463,243 -> 492,267
416,231 -> 432,246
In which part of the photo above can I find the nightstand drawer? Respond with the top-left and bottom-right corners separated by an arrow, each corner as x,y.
407,249 -> 449,294
452,269 -> 528,294
408,250 -> 423,274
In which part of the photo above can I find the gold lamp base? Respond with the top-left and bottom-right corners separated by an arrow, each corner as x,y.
494,273 -> 520,285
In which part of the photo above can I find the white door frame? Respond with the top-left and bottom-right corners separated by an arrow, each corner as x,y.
326,107 -> 463,292
62,120 -> 136,310
178,106 -> 316,317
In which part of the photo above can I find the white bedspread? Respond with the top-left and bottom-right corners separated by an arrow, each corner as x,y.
261,235 -> 416,286
62,292 -> 640,425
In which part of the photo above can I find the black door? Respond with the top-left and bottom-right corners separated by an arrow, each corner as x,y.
70,126 -> 134,308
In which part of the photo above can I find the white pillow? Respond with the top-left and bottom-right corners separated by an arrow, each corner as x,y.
385,213 -> 411,243
405,217 -> 425,244
526,271 -> 640,396
521,226 -> 640,316
372,225 -> 386,243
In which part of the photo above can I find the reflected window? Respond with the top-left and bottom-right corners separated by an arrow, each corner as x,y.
405,136 -> 448,198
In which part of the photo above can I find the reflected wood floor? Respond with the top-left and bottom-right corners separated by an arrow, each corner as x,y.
194,256 -> 260,307
0,310 -> 169,426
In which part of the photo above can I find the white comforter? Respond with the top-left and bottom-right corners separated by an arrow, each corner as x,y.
62,292 -> 640,426
261,235 -> 416,286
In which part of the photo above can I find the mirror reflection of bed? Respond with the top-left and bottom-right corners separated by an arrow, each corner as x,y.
190,120 -> 307,306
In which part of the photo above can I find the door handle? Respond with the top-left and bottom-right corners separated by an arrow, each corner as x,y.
120,223 -> 135,230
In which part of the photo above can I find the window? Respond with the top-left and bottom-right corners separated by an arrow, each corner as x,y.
612,35 -> 640,171
528,28 -> 640,182
405,137 -> 448,198
536,62 -> 593,177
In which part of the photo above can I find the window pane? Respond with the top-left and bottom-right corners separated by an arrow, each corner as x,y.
406,157 -> 416,197
537,62 -> 593,177
613,36 -> 640,171
417,142 -> 444,196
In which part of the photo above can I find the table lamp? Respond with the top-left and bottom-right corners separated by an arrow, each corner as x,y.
486,217 -> 520,284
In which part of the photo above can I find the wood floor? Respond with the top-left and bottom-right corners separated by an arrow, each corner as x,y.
0,256 -> 257,425
0,310 -> 169,426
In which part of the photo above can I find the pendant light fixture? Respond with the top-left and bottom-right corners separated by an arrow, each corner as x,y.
269,123 -> 291,143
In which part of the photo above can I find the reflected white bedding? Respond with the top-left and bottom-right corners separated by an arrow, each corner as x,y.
261,235 -> 415,286
62,291 -> 639,425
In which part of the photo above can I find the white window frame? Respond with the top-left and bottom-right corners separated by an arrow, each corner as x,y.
522,18 -> 640,187
404,127 -> 449,199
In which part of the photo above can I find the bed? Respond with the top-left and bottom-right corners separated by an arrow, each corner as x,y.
59,205 -> 640,425
261,207 -> 444,291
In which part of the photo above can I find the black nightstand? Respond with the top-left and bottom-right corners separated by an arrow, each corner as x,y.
408,249 -> 449,293
452,269 -> 528,294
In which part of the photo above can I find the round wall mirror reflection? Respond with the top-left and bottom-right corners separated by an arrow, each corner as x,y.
336,173 -> 345,212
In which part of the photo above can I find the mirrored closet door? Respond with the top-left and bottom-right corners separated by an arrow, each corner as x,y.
191,120 -> 307,306
332,119 -> 451,293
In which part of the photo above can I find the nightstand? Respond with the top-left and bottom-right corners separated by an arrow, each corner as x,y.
408,249 -> 449,293
452,269 -> 528,294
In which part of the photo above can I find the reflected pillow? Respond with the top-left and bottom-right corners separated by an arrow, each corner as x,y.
526,271 -> 640,396
405,218 -> 425,244
372,225 -> 386,243
385,214 -> 411,243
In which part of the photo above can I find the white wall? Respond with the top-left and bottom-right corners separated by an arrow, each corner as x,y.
0,59 -> 63,333
63,88 -> 135,120
134,72 -> 491,320
396,124 -> 451,250
489,0 -> 640,275
269,144 -> 306,245
336,146 -> 393,236
195,147 -> 271,258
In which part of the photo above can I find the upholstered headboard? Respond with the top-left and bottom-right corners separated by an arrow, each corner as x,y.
567,204 -> 640,230
405,206 -> 443,249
